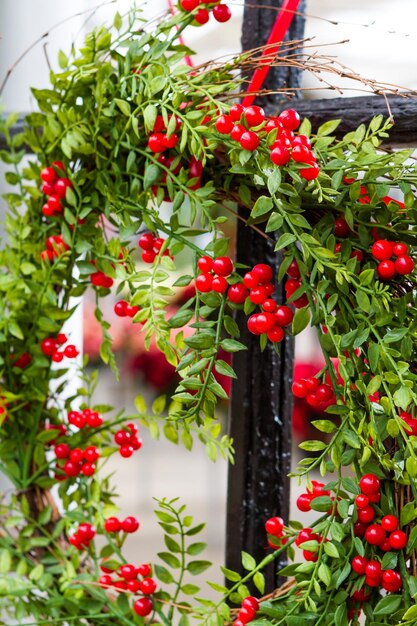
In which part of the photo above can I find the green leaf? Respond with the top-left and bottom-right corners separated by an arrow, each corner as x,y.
187,560 -> 211,575
323,542 -> 339,558
144,164 -> 161,190
187,542 -> 207,556
181,583 -> 200,595
374,594 -> 402,615
251,196 -> 273,218
184,333 -> 214,350
220,339 -> 247,352
253,571 -> 265,594
214,360 -> 236,379
402,606 -> 417,621
115,99 -> 131,116
157,552 -> 181,569
220,566 -> 241,582
241,551 -> 256,571
154,564 -> 174,584
311,420 -> 337,433
318,562 -> 331,586
267,169 -> 281,195
274,233 -> 297,251
393,385 -> 412,410
310,496 -> 333,512
400,502 -> 417,527
292,306 -> 310,335
317,119 -> 341,136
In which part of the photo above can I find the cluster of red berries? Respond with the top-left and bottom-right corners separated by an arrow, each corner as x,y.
232,596 -> 260,626
265,516 -> 287,548
98,560 -> 154,617
215,105 -> 319,179
67,407 -> 103,429
291,377 -> 335,411
351,555 -> 402,593
41,334 -> 79,363
296,481 -> 332,516
400,410 -> 417,435
179,0 -> 231,25
113,423 -> 142,458
68,522 -> 96,551
40,161 -> 73,217
90,260 -> 114,289
196,255 -> 234,293
114,300 -> 140,319
11,352 -> 32,369
147,115 -> 181,154
103,515 -> 140,534
294,526 -> 324,563
283,259 -> 309,309
371,239 -> 414,281
138,233 -> 171,264
54,444 -> 100,478
244,264 -> 293,343
40,234 -> 70,263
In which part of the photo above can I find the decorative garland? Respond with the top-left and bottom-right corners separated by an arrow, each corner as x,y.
1,5 -> 417,626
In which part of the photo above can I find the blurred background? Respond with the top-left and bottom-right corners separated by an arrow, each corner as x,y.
1,0 -> 417,590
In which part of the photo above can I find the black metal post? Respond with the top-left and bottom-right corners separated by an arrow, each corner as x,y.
225,0 -> 306,592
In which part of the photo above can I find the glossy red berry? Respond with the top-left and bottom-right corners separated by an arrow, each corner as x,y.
70,448 -> 84,464
355,494 -> 369,509
121,516 -> 140,533
295,528 -> 314,547
365,524 -> 386,546
395,255 -> 414,275
365,560 -> 382,580
64,460 -> 81,477
54,178 -> 73,198
104,517 -> 121,533
212,276 -> 228,293
389,530 -> 407,550
194,8 -> 209,24
359,474 -> 380,495
180,0 -> 199,9
140,577 -> 157,595
244,106 -> 265,127
81,462 -> 95,477
303,550 -> 318,562
252,264 -> 273,284
119,564 -> 137,581
197,256 -> 213,273
267,326 -> 284,343
239,131 -> 260,151
291,144 -> 313,163
212,256 -> 234,277
334,217 -> 350,237
138,233 -> 155,251
54,443 -> 70,459
84,446 -> 100,463
296,493 -> 312,512
371,239 -> 394,261
41,167 -> 57,184
351,555 -> 368,575
292,380 -> 307,398
382,569 -> 402,592
41,338 -> 57,356
213,4 -> 232,22
242,597 -> 259,611
381,515 -> 398,532
393,242 -> 408,256
133,598 -> 153,617
278,109 -> 300,130
247,315 -> 261,336
137,563 -> 152,577
127,579 -> 141,592
265,517 -> 284,536
275,306 -> 293,327
377,259 -> 396,280
215,115 -> 234,134
196,273 -> 213,292
299,163 -> 320,180
249,286 -> 267,304
238,606 -> 256,623
227,283 -> 249,304
254,313 -> 276,334
270,145 -> 290,166
98,574 -> 112,588
114,300 -> 128,317
243,272 -> 259,289
119,445 -> 134,458
64,345 -> 79,359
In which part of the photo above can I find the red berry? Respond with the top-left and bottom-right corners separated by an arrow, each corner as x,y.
382,569 -> 402,592
249,286 -> 267,304
140,577 -> 157,595
81,462 -> 95,477
196,273 -> 213,292
41,166 -> 57,184
78,523 -> 96,542
241,597 -> 259,611
114,430 -> 131,446
127,579 -> 141,592
299,163 -> 320,180
41,338 -> 57,356
393,242 -> 408,256
262,299 -> 277,313
84,446 -> 100,463
227,283 -> 249,304
64,460 -> 81,477
292,380 -> 307,398
365,560 -> 382,581
119,445 -> 134,458
354,521 -> 367,537
333,217 -> 350,237
303,550 -> 317,562
125,304 -> 140,318
265,517 -> 284,536
278,109 -> 300,131
295,528 -> 313,547
359,474 -> 380,495
238,606 -> 256,623
98,574 -> 112,588
351,555 -> 368,575
119,564 -> 137,581
213,4 -> 232,22
381,515 -> 398,532
137,563 -> 151,577
296,493 -> 312,512
180,0 -> 199,9
130,435 -> 142,450
244,106 -> 265,127
240,131 -> 260,151
148,133 -> 165,153
162,133 -> 178,149
86,411 -> 103,428
267,326 -> 284,343
315,384 -> 333,402
243,271 -> 259,289
133,598 -> 153,617
54,443 -> 70,459
57,333 -> 67,344
64,345 -> 79,359
70,448 -> 84,464
389,530 -> 407,550
229,104 -> 244,122
47,196 -> 62,213
270,145 -> 290,166
54,178 -> 73,199
104,517 -> 121,533
292,144 -> 313,163
351,588 -> 370,602
194,8 -> 209,24
371,239 -> 394,261
252,263 -> 273,284
247,315 -> 261,336
355,494 -> 369,509
365,524 -> 386,546
212,276 -> 228,293
275,306 -> 293,327
230,124 -> 245,141
377,259 -> 396,280
212,256 -> 234,277
197,256 -> 213,273
395,255 -> 414,275
215,115 -> 234,134
138,233 -> 155,250
121,516 -> 140,533
254,313 -> 276,334
114,300 -> 128,317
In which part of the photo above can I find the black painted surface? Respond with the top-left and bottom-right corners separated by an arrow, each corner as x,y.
225,0 -> 305,593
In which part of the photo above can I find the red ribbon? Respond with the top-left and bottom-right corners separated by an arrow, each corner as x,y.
242,0 -> 302,107
167,0 -> 194,67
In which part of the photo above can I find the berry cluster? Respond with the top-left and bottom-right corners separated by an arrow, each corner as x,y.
232,596 -> 259,626
54,444 -> 100,478
67,408 -> 103,429
244,264 -> 294,343
179,0 -> 231,26
114,300 -> 141,319
196,255 -> 234,293
114,423 -> 142,458
99,562 -> 156,595
295,526 -> 323,563
371,239 -> 414,281
291,377 -> 336,411
215,105 -> 319,179
138,233 -> 172,264
40,234 -> 70,263
296,481 -> 332,516
41,334 -> 79,363
283,259 -> 309,309
40,161 -> 72,217
103,515 -> 140,534
68,522 -> 96,551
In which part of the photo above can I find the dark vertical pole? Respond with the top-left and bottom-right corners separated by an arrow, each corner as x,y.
226,0 -> 306,592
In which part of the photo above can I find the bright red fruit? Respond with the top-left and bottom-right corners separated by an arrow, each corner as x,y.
365,560 -> 382,580
267,326 -> 284,343
41,338 -> 57,356
197,255 -> 213,273
230,124 -> 245,141
196,273 -> 213,292
242,597 -> 259,611
41,167 -> 57,184
254,313 -> 276,334
54,178 -> 73,198
212,256 -> 234,277
140,577 -> 157,595
213,4 -> 232,22
137,563 -> 152,577
275,306 -> 293,327
121,516 -> 139,533
148,133 -> 165,153
371,239 -> 394,261
119,564 -> 137,581
215,115 -> 234,134
181,0 -> 199,10
244,106 -> 265,127
239,131 -> 260,151
291,145 -> 313,163
359,473 -> 380,494
377,260 -> 396,280
355,494 -> 369,509
393,242 -> 408,256
194,8 -> 209,24
229,104 -> 244,122
278,109 -> 300,130
270,145 -> 290,166
395,255 -> 414,275
382,569 -> 402,592
381,515 -> 398,532
351,555 -> 367,575
104,517 -> 121,533
389,530 -> 407,550
357,505 -> 375,524
299,163 -> 320,180
138,233 -> 155,250
265,516 -> 284,536
133,598 -> 153,617
212,276 -> 228,293
227,283 -> 248,304
296,493 -> 312,512
54,443 -> 70,459
249,286 -> 267,304
252,263 -> 273,284
364,524 -> 386,546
